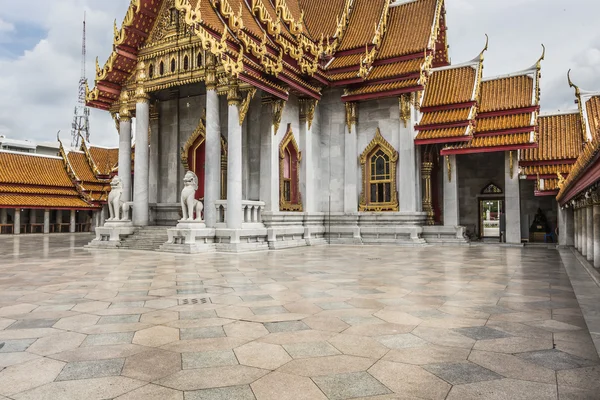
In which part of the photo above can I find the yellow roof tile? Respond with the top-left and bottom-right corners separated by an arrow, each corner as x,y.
586,96 -> 600,139
537,178 -> 560,192
415,127 -> 468,141
444,133 -> 534,152
367,59 -> 423,81
343,78 -> 418,96
476,113 -> 532,133
377,0 -> 437,60
557,137 -> 600,201
521,164 -> 573,176
421,66 -> 476,108
521,113 -> 583,162
479,76 -> 534,113
338,0 -> 386,51
419,108 -> 471,126
329,71 -> 359,82
328,53 -> 363,70
89,147 -> 119,176
67,152 -> 100,183
299,0 -> 346,39
0,194 -> 94,209
0,152 -> 72,187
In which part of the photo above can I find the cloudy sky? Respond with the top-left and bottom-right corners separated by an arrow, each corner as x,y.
0,0 -> 598,148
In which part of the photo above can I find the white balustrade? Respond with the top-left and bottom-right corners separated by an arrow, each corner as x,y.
215,200 -> 264,227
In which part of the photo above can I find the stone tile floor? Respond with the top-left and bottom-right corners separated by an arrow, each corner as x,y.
0,234 -> 599,399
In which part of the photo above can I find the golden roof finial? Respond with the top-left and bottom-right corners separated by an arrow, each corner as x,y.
480,34 -> 489,60
536,44 -> 546,70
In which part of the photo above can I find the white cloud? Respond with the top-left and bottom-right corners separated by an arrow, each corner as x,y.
0,0 -> 598,148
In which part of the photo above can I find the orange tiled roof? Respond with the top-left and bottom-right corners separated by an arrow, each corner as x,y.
521,113 -> 583,162
586,96 -> 600,139
415,127 -> 468,141
419,108 -> 471,126
328,54 -> 364,70
343,79 -> 419,97
0,151 -> 97,209
476,113 -> 532,133
366,59 -> 423,81
329,71 -> 360,82
299,0 -> 346,39
479,76 -> 534,113
421,66 -> 476,108
89,147 -> 119,176
68,152 -> 99,183
376,0 -> 437,60
0,194 -> 94,209
445,132 -> 534,151
0,152 -> 72,187
338,0 -> 386,52
537,178 -> 560,192
557,138 -> 600,202
521,164 -> 573,176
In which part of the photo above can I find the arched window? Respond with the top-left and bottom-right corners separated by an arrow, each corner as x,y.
159,61 -> 164,76
148,63 -> 154,79
359,128 -> 398,211
183,55 -> 189,71
279,125 -> 302,211
170,58 -> 176,73
197,52 -> 203,68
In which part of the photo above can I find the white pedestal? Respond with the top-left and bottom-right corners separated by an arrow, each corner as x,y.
86,221 -> 135,249
161,220 -> 216,253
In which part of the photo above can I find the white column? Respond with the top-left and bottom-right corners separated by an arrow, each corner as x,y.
70,210 -> 76,233
587,205 -> 594,261
148,111 -> 159,205
204,87 -> 221,227
593,204 -> 600,267
56,210 -> 63,232
14,209 -> 20,235
344,113 -> 358,213
443,155 -> 459,226
133,102 -> 150,226
504,152 -> 521,244
299,100 -> 316,212
574,208 -> 579,249
580,206 -> 589,258
0,209 -> 6,225
558,206 -> 574,247
226,83 -> 242,230
119,118 -> 133,202
259,99 -> 279,212
43,210 -> 50,234
579,208 -> 584,251
398,109 -> 418,213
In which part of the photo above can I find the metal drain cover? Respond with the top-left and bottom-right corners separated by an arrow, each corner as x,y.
179,298 -> 210,305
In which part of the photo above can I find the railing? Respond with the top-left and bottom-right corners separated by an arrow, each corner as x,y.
215,200 -> 265,225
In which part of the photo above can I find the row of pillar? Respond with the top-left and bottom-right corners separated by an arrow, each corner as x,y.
0,209 -> 81,235
574,203 -> 600,268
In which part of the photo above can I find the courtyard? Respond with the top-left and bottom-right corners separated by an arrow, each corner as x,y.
0,235 -> 599,400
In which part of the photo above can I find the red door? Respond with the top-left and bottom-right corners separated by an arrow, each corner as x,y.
187,137 -> 205,200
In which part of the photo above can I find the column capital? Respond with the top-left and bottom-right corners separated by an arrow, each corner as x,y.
135,61 -> 150,103
299,99 -> 318,130
227,80 -> 241,106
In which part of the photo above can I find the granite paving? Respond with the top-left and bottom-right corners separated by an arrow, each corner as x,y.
0,234 -> 599,399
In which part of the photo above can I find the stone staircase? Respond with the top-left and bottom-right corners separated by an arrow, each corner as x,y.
118,226 -> 169,251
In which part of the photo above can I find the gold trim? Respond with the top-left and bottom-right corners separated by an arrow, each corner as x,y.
422,157 -> 435,225
272,99 -> 285,135
238,88 -> 257,126
181,117 -> 206,169
345,102 -> 357,134
299,99 -> 318,130
359,128 -> 399,212
446,156 -> 451,182
509,150 -> 514,179
399,94 -> 411,128
279,126 -> 303,211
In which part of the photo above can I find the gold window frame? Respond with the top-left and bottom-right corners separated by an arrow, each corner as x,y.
359,128 -> 399,211
279,126 -> 303,211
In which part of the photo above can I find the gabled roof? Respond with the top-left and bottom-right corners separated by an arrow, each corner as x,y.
441,47 -> 544,155
415,44 -> 484,146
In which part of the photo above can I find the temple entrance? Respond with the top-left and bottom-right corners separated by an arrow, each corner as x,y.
187,135 -> 205,200
479,199 -> 503,238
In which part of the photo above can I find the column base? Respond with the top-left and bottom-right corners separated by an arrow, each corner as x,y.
325,213 -> 362,244
359,213 -> 427,246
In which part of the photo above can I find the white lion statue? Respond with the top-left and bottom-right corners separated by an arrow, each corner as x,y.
107,176 -> 124,221
181,171 -> 204,221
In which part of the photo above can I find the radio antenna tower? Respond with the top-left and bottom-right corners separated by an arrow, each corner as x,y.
71,12 -> 90,148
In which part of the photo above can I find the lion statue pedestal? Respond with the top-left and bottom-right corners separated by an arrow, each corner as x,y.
161,171 -> 215,254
